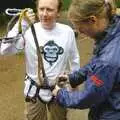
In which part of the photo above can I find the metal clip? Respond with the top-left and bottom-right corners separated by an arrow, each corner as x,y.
5,8 -> 23,16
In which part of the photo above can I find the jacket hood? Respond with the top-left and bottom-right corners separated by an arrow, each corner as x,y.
93,15 -> 120,56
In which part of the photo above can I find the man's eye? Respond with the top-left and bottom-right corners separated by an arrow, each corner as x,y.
39,8 -> 44,11
47,8 -> 54,12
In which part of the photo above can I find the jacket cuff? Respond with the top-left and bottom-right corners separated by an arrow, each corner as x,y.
69,71 -> 85,88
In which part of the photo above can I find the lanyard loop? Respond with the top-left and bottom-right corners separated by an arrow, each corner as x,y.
5,8 -> 23,16
5,8 -> 33,33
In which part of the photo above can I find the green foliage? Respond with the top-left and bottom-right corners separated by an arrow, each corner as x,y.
63,0 -> 72,10
0,14 -> 10,36
116,1 -> 120,8
0,13 -> 10,27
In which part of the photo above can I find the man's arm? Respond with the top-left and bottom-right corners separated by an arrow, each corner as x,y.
0,9 -> 35,55
0,20 -> 27,55
69,29 -> 80,71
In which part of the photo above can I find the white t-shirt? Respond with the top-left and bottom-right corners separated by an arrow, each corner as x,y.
1,21 -> 80,86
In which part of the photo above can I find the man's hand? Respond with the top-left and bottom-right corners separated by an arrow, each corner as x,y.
25,8 -> 36,24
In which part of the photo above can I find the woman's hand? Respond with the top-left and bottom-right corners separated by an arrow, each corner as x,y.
57,73 -> 69,87
52,85 -> 61,96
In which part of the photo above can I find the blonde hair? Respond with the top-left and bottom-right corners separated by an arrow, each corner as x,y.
105,0 -> 117,14
68,0 -> 114,25
104,0 -> 120,15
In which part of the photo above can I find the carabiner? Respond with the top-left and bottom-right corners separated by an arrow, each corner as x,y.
5,8 -> 23,16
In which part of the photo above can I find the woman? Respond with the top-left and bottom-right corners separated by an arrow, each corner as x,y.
53,0 -> 120,119
0,0 -> 80,120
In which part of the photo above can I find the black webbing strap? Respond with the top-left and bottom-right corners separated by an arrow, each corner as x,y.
31,24 -> 46,85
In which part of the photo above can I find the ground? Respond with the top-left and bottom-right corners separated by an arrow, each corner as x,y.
0,34 -> 93,120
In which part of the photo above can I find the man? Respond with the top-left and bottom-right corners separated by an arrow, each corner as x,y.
0,0 -> 80,120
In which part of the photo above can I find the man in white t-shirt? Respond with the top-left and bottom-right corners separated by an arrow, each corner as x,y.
0,0 -> 80,120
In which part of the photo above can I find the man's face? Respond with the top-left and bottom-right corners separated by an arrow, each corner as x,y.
37,0 -> 59,29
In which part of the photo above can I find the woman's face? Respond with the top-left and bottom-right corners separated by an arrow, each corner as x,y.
74,16 -> 109,38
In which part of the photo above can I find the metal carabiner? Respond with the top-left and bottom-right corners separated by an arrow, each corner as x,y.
5,8 -> 23,16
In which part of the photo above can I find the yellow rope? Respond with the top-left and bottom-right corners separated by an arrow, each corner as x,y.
46,104 -> 52,120
18,8 -> 32,33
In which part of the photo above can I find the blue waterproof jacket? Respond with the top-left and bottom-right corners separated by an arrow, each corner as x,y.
56,16 -> 120,120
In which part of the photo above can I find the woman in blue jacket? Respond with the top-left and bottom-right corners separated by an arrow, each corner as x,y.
53,0 -> 120,119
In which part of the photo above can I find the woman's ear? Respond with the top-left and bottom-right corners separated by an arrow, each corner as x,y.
88,15 -> 97,24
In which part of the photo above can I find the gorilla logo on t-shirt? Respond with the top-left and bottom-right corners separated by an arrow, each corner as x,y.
42,40 -> 64,65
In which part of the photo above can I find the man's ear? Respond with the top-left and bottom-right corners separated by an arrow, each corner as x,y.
36,11 -> 39,20
88,15 -> 97,24
57,13 -> 60,18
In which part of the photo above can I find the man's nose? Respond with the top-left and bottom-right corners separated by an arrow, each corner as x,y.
43,9 -> 48,16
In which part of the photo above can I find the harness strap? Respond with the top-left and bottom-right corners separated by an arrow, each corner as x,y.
18,8 -> 32,33
25,75 -> 39,103
31,24 -> 47,86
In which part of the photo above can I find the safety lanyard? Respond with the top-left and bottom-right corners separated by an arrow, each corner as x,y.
5,8 -> 32,34
31,24 -> 47,86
